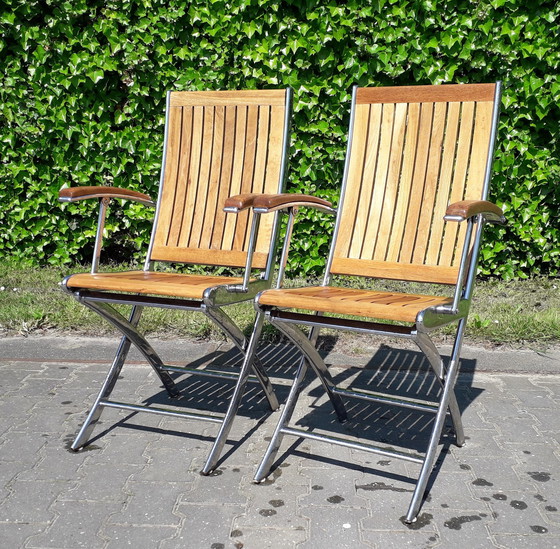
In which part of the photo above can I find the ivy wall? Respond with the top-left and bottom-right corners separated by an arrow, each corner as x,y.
1,0 -> 559,278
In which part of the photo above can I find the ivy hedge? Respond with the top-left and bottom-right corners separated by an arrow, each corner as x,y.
1,0 -> 559,279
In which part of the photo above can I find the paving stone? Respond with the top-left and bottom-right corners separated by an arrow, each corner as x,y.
492,534 -> 560,548
298,505 -> 372,548
132,445 -> 197,482
27,500 -> 121,548
102,524 -> 179,549
177,461 -> 247,506
361,530 -> 441,549
0,480 -> 70,523
17,445 -> 86,482
434,509 -> 496,546
0,522 -> 49,549
162,503 -> 246,549
467,456 -> 536,500
0,430 -> 46,463
59,461 -> 142,503
83,431 -> 156,466
486,490 -> 560,536
234,480 -> 308,530
422,471 -> 487,512
108,481 -> 185,527
299,467 -> 367,508
224,525 -> 308,549
451,427 -> 504,458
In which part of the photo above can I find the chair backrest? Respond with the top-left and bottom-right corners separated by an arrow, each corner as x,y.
330,83 -> 500,285
149,89 -> 291,270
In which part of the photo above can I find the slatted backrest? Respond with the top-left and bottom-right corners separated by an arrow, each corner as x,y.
150,90 -> 289,268
331,83 -> 498,284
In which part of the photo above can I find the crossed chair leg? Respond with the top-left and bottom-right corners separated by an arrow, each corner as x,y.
70,295 -> 279,475
244,310 -> 467,523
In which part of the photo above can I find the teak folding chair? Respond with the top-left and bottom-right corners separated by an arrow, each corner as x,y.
232,83 -> 506,522
59,89 -> 292,473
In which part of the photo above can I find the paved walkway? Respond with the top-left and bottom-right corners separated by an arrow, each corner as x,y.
1,336 -> 559,548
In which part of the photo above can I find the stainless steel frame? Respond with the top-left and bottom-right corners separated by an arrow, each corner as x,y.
242,83 -> 504,523
64,88 -> 293,475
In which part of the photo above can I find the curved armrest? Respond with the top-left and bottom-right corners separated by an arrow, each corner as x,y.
223,193 -> 259,212
58,186 -> 155,207
253,193 -> 335,213
444,200 -> 505,225
224,193 -> 335,214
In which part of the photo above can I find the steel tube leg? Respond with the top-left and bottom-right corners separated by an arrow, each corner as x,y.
81,299 -> 180,397
254,357 -> 308,482
415,332 -> 465,446
405,319 -> 466,523
272,320 -> 347,422
201,312 -> 266,474
204,306 -> 278,411
72,306 -> 143,450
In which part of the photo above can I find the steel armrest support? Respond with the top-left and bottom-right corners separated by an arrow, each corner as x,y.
441,201 -> 505,314
59,186 -> 155,273
223,193 -> 335,292
224,193 -> 335,290
444,200 -> 506,225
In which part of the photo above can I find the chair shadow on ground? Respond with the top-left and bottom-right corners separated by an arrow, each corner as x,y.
79,336 -> 483,489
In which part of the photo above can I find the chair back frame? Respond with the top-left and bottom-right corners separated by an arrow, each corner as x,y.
144,89 -> 293,285
322,83 -> 502,317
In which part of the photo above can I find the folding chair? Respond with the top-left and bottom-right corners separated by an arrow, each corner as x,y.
232,83 -> 506,522
59,89 -> 293,473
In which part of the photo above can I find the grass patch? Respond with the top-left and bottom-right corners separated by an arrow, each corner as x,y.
0,263 -> 558,348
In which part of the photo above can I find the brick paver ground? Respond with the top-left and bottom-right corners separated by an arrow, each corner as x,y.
1,337 -> 559,548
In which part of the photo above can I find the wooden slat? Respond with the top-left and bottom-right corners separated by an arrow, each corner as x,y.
178,105 -> 204,247
199,105 -> 225,249
358,103 -> 394,258
222,106 -> 247,251
334,103 -> 375,259
66,271 -> 247,300
170,89 -> 287,107
439,101 -> 475,266
372,101 -> 408,261
465,101 -> 493,199
330,258 -> 459,285
210,105 -> 236,250
425,102 -> 460,264
153,107 -> 183,249
188,106 -> 215,248
398,102 -> 434,263
255,105 -> 285,253
258,286 -> 453,323
254,106 -> 271,192
412,101 -> 447,264
166,106 -> 194,246
357,83 -> 495,104
385,102 -> 420,262
451,100 -> 493,267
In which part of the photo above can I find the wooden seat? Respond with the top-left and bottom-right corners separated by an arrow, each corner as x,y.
258,286 -> 452,322
59,88 -> 294,474
232,83 -> 506,523
65,272 -> 249,300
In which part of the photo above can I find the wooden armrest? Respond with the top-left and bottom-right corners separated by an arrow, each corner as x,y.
253,193 -> 335,213
223,193 -> 259,212
444,200 -> 506,224
58,186 -> 155,207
